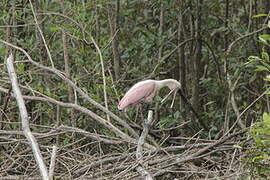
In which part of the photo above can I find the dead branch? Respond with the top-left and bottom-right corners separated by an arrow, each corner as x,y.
49,146 -> 57,180
136,110 -> 154,180
6,53 -> 49,180
29,0 -> 54,68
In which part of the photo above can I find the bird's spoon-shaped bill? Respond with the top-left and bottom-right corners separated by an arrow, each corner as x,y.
161,88 -> 178,104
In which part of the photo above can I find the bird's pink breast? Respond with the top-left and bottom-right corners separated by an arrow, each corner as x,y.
118,81 -> 156,110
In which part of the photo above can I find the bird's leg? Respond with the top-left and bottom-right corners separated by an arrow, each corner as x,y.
134,105 -> 140,123
161,89 -> 175,104
170,90 -> 177,108
140,103 -> 152,124
140,107 -> 144,123
124,110 -> 131,121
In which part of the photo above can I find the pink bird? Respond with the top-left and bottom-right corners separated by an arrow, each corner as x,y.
118,79 -> 181,110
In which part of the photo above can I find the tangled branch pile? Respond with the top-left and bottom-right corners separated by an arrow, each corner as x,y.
0,124 -> 248,179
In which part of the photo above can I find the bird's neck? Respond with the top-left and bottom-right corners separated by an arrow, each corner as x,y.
157,79 -> 179,90
157,79 -> 170,88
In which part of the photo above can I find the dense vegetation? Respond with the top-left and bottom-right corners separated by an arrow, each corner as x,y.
0,0 -> 270,179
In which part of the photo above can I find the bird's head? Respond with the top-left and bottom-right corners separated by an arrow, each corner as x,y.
165,79 -> 181,91
159,79 -> 181,107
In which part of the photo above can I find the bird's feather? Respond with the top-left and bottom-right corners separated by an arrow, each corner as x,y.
118,81 -> 156,110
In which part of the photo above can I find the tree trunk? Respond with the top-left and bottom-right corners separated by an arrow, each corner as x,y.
191,0 -> 204,127
108,1 -> 120,80
95,1 -> 100,44
158,1 -> 164,61
177,4 -> 187,118
61,0 -> 75,126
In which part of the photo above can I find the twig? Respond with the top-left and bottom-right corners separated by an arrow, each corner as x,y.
90,36 -> 110,122
222,88 -> 269,138
228,72 -> 245,129
29,0 -> 54,68
49,145 -> 57,180
136,110 -> 154,180
149,38 -> 195,77
226,26 -> 268,54
6,54 -> 49,180
178,89 -> 207,129
57,125 -> 124,145
161,89 -> 175,103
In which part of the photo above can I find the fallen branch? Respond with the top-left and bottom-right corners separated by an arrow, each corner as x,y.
6,54 -> 49,180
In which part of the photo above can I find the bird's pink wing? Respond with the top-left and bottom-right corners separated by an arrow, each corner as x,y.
118,82 -> 156,110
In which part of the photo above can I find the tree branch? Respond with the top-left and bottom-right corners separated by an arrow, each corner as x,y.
49,145 -> 57,180
226,26 -> 268,54
136,110 -> 154,180
29,0 -> 54,68
6,54 -> 49,180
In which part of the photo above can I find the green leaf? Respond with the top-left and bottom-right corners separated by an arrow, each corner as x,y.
158,116 -> 176,128
263,113 -> 270,125
49,26 -> 62,32
260,34 -> 270,41
0,43 -> 5,56
245,56 -> 261,66
259,34 -> 270,45
261,61 -> 270,70
255,65 -> 269,72
248,55 -> 262,61
263,76 -> 270,82
252,14 -> 268,18
262,52 -> 270,61
16,63 -> 25,73
173,111 -> 180,119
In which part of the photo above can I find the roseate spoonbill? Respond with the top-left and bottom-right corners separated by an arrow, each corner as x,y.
118,79 -> 207,129
118,79 -> 181,110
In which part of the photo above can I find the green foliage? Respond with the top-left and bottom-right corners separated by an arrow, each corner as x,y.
158,111 -> 180,128
245,29 -> 270,178
245,34 -> 270,73
247,113 -> 270,178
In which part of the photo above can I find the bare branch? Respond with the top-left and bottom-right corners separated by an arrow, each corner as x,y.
6,54 -> 49,180
228,73 -> 245,129
89,36 -> 111,122
29,0 -> 54,68
226,26 -> 268,54
49,146 -> 57,180
136,110 -> 154,180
